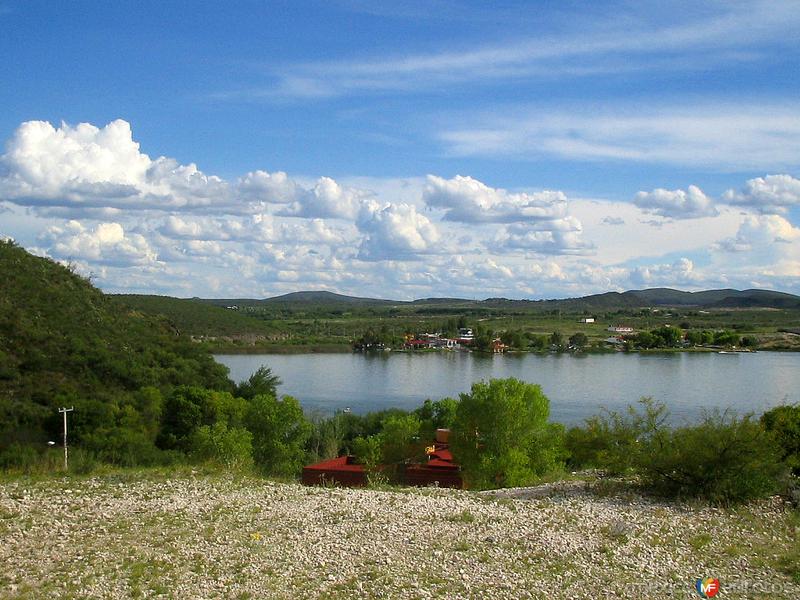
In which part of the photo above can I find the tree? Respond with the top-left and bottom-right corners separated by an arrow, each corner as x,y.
652,326 -> 682,347
236,366 -> 281,400
451,378 -> 563,489
500,329 -> 525,349
528,334 -> 548,351
472,324 -> 493,352
549,331 -> 563,349
246,394 -> 311,477
686,330 -> 703,346
380,414 -> 424,468
568,332 -> 588,349
415,398 -> 456,427
714,330 -> 740,347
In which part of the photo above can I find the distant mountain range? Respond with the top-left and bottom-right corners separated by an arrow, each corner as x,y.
204,287 -> 800,310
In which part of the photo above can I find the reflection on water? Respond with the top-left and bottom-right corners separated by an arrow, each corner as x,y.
215,351 -> 800,425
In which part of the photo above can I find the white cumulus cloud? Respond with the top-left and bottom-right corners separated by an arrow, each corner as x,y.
630,258 -> 699,287
634,185 -> 718,219
357,202 -> 440,261
278,176 -> 369,220
40,221 -> 158,267
0,120 -> 230,211
722,174 -> 800,215
497,217 -> 595,255
423,174 -> 567,223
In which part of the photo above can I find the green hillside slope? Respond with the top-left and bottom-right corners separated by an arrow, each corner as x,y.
114,294 -> 276,336
0,241 -> 232,456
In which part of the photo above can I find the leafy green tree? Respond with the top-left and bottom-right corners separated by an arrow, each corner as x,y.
236,366 -> 281,400
740,335 -> 758,348
635,331 -> 656,349
158,386 -> 247,453
451,378 -> 562,489
352,435 -> 382,470
247,394 -> 311,477
714,330 -> 741,347
415,397 -> 458,430
549,331 -> 563,349
568,332 -> 588,349
652,326 -> 682,347
686,330 -> 704,346
528,334 -> 548,351
472,324 -> 493,352
380,414 -> 424,469
500,329 -> 525,349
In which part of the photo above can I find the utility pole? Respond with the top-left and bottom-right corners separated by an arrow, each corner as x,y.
58,407 -> 74,471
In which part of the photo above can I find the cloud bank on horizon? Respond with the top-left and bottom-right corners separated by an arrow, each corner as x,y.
1,118 -> 798,299
0,1 -> 798,299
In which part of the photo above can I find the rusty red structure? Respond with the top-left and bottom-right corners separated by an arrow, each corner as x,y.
302,429 -> 463,488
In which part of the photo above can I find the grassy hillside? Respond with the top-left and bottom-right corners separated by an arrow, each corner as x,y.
0,241 -> 232,452
114,294 -> 276,337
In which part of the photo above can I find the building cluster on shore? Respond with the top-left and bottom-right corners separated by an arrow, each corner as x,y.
403,328 -> 506,353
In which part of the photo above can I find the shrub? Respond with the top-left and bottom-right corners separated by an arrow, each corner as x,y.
247,394 -> 311,477
638,411 -> 785,504
565,398 -> 667,475
69,448 -> 99,475
0,443 -> 40,471
761,405 -> 800,475
191,422 -> 253,469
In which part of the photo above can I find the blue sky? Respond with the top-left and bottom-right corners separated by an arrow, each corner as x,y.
1,0 -> 799,299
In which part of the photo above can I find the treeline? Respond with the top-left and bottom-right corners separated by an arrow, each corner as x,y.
628,326 -> 756,349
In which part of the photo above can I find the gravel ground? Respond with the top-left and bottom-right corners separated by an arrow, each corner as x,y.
0,473 -> 798,599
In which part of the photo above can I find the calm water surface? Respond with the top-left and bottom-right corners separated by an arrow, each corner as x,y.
215,351 -> 800,425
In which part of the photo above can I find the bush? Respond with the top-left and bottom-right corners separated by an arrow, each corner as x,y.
0,442 -> 40,470
761,405 -> 800,475
192,422 -> 253,469
247,394 -> 311,477
565,398 -> 666,475
69,448 -> 99,475
638,411 -> 785,504
451,378 -> 564,489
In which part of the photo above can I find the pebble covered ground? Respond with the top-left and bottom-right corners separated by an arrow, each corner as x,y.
0,473 -> 798,599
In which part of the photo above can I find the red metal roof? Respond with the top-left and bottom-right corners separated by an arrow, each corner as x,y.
425,458 -> 459,469
430,448 -> 453,461
303,455 -> 365,472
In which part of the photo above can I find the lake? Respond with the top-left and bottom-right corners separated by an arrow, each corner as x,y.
215,351 -> 800,425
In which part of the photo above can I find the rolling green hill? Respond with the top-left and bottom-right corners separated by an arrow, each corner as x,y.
114,294 -> 277,337
222,288 -> 800,311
